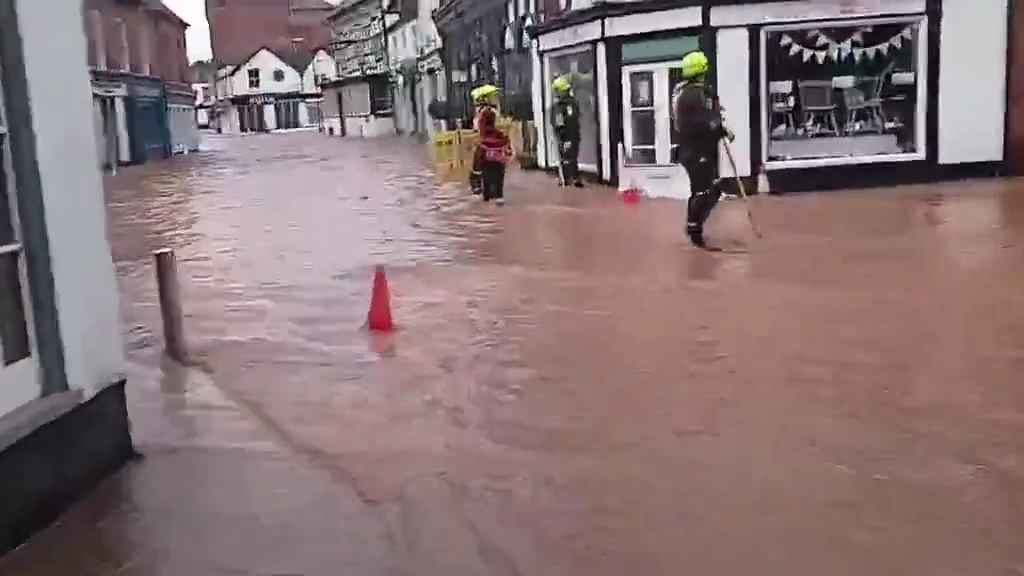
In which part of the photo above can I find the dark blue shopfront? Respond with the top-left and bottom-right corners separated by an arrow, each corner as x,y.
125,80 -> 170,164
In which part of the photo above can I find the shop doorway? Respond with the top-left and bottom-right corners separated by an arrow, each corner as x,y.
621,63 -> 684,166
619,62 -> 692,199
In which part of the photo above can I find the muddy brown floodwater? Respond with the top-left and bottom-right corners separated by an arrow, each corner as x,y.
8,132 -> 1024,575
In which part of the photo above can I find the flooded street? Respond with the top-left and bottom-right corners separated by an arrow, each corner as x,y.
5,131 -> 1024,575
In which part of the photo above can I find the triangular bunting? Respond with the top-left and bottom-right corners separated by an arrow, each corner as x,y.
866,46 -> 878,59
815,35 -> 829,47
790,43 -> 802,56
891,35 -> 902,49
901,27 -> 913,40
780,34 -> 793,47
852,31 -> 864,44
815,50 -> 827,64
802,48 -> 813,62
878,44 -> 889,57
853,48 -> 864,62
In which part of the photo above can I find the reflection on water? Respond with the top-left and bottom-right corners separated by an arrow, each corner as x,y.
97,133 -> 1024,575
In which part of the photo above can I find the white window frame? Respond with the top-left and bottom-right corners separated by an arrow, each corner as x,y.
0,73 -> 41,411
759,15 -> 928,170
622,62 -> 676,166
543,44 -> 599,174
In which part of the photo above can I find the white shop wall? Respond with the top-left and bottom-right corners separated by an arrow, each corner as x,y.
937,0 -> 1008,164
17,0 -> 125,398
231,49 -> 303,97
715,27 -> 752,177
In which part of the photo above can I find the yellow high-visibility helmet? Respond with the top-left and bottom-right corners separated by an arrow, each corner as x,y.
681,50 -> 710,79
552,75 -> 573,95
471,84 -> 500,104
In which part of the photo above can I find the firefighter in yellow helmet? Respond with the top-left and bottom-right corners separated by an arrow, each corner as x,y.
470,84 -> 511,203
671,50 -> 732,248
550,75 -> 583,187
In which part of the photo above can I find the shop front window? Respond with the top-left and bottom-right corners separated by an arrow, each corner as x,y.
546,48 -> 596,170
763,18 -> 925,165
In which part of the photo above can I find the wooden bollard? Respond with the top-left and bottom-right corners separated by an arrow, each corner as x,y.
154,249 -> 187,362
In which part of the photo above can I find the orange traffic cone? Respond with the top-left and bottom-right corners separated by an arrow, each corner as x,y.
757,163 -> 772,195
367,265 -> 394,332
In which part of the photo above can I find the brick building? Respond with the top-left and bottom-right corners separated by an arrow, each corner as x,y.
83,0 -> 197,166
205,0 -> 334,67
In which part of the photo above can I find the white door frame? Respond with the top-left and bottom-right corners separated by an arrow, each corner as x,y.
0,70 -> 42,413
622,62 -> 676,165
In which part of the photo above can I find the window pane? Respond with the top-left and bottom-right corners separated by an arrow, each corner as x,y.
764,21 -> 921,162
0,142 -> 16,246
548,48 -> 597,166
631,148 -> 656,164
0,251 -> 29,365
631,110 -> 655,146
630,72 -> 653,108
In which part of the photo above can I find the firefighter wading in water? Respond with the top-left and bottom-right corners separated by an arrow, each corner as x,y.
550,75 -> 584,187
672,50 -> 733,248
469,84 -> 511,204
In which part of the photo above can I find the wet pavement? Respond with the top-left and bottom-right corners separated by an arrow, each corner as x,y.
3,132 -> 1024,575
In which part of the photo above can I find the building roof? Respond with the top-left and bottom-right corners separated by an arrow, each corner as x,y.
280,50 -> 316,72
151,1 -> 189,28
228,46 -> 321,77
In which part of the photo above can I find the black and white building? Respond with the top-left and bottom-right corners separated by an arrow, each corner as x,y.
530,0 -> 1009,197
214,47 -> 334,134
434,0 -> 538,126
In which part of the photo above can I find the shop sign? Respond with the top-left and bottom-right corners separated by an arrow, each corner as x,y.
417,52 -> 443,75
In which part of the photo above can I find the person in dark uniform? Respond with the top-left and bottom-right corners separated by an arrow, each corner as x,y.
550,75 -> 584,187
672,51 -> 732,248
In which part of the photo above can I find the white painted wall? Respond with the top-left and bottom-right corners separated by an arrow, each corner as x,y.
302,49 -> 336,94
530,39 -> 548,168
416,0 -> 442,57
388,21 -> 418,64
14,0 -> 125,400
230,49 -> 303,97
604,6 -> 702,37
938,0 -> 1007,164
711,0 -> 925,26
596,40 -> 610,181
716,28 -> 752,178
538,20 -> 602,52
168,104 -> 198,153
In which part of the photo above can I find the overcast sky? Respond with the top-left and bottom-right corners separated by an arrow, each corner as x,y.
161,0 -> 341,63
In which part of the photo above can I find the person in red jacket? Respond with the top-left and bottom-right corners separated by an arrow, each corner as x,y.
470,85 -> 511,204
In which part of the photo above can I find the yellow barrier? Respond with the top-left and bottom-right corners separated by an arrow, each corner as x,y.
431,118 -> 533,170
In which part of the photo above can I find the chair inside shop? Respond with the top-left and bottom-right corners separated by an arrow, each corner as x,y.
798,80 -> 839,136
769,80 -> 796,137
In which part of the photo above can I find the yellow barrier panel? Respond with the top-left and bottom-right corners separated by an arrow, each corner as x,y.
430,118 -> 535,171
